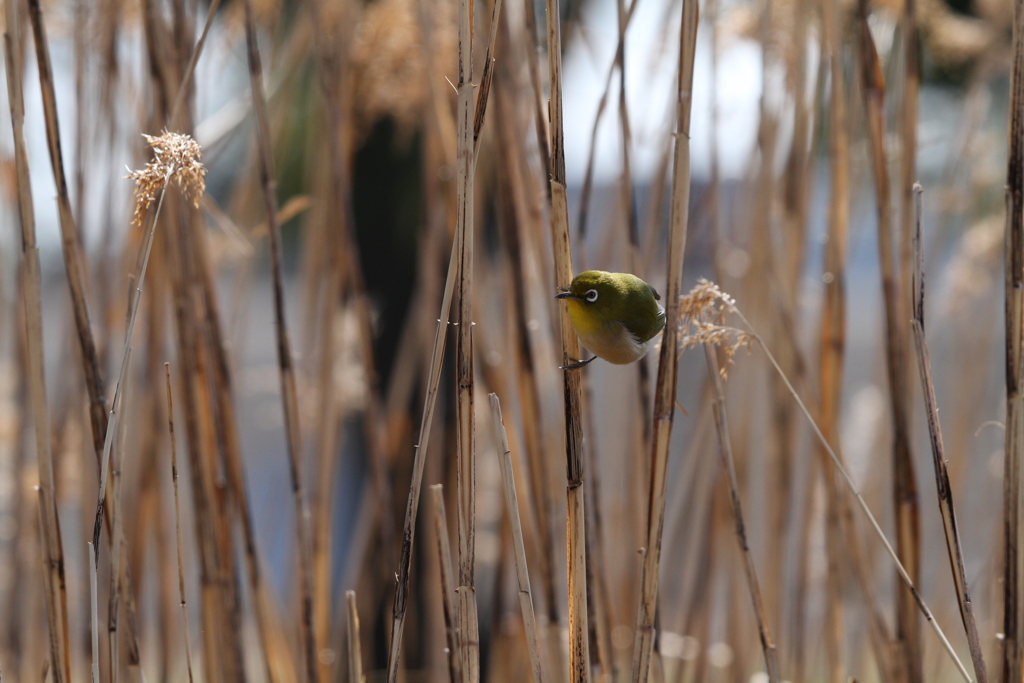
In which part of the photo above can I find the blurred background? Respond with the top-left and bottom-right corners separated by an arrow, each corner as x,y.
0,0 -> 1019,680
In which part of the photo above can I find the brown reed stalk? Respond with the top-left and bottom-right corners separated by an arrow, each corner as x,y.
473,0 -> 504,153
1005,2 -> 1024,680
454,0 -> 480,676
704,347 -> 781,682
431,484 -> 463,683
346,591 -> 365,683
242,4 -> 319,682
25,0 -> 109,469
163,195 -> 228,683
629,0 -> 697,680
197,228 -> 287,683
521,0 -> 551,180
30,0 -> 149,670
855,3 -> 921,680
165,364 -> 195,683
4,16 -> 71,683
491,72 -> 568,683
168,0 -> 223,127
908,187 -> 988,683
490,394 -> 545,683
89,540 -> 99,683
816,0 -> 850,677
543,0 -> 592,675
386,139 -> 462,683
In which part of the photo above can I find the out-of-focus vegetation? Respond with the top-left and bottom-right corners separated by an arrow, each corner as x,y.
0,0 -> 1022,681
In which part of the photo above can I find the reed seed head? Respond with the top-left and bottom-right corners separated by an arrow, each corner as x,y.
126,130 -> 206,227
678,279 -> 751,377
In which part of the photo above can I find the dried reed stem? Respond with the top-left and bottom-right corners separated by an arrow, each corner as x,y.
92,158 -> 173,595
4,16 -> 71,683
168,0 -> 223,127
242,4 -> 318,681
1005,2 -> 1024,680
431,485 -> 463,683
489,394 -> 545,683
855,3 -> 922,680
89,540 -> 99,683
473,0 -> 504,153
346,591 -> 365,683
454,0 -> 480,675
543,0 -> 592,674
26,0 -> 108,471
817,0 -> 850,677
703,347 -> 781,682
629,0 -> 697,680
165,364 -> 195,683
908,187 -> 988,682
386,140 -> 462,683
721,301 -> 974,683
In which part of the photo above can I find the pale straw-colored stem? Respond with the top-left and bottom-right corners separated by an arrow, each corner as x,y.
242,3 -> 319,681
489,395 -> 545,683
5,14 -> 70,683
703,348 -> 781,682
1005,0 -> 1024,678
629,0 -> 697,680
346,591 -> 365,683
431,485 -> 463,683
165,364 -> 195,683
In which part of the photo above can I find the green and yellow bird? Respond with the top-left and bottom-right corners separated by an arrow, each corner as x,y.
555,270 -> 666,369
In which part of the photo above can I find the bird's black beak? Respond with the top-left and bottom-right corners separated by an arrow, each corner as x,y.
555,291 -> 579,300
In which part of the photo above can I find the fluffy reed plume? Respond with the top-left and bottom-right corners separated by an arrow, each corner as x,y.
126,131 -> 207,226
678,279 -> 752,376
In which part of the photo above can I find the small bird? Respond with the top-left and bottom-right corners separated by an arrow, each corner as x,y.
555,270 -> 666,369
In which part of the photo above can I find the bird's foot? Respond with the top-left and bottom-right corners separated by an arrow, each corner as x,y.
560,356 -> 597,370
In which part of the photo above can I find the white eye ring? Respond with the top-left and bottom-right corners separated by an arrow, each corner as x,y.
585,289 -> 599,302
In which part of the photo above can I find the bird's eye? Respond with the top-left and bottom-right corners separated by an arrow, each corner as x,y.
585,289 -> 599,302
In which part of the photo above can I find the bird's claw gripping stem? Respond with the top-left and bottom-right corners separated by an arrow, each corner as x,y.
560,356 -> 597,370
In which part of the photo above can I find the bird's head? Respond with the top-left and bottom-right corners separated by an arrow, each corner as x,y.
555,270 -> 656,328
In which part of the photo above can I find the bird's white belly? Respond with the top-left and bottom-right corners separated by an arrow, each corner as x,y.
578,324 -> 649,365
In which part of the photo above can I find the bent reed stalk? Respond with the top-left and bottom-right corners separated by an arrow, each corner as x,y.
693,286 -> 974,683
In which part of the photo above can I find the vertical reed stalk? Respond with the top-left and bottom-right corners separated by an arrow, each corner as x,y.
386,0 -> 500,673
165,364 -> 195,683
242,4 -> 318,681
629,0 -> 697,680
26,0 -> 109,469
490,394 -> 545,683
431,484 -> 463,683
4,15 -> 71,683
346,591 -> 365,683
817,0 -> 850,677
543,0 -> 591,674
453,0 -> 479,678
89,540 -> 99,683
855,3 -> 921,679
704,347 -> 781,682
1004,0 -> 1024,676
386,139 -> 461,683
909,187 -> 988,683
